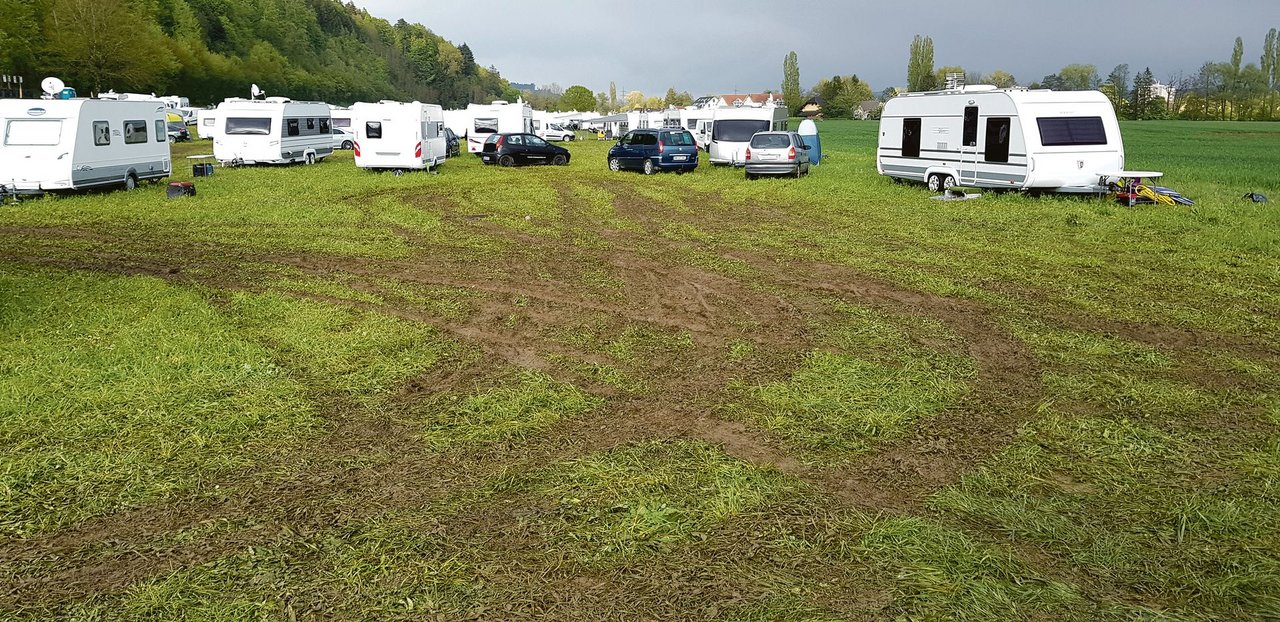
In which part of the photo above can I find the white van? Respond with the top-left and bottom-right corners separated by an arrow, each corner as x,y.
465,100 -> 533,153
877,86 -> 1125,192
194,109 -> 217,140
0,98 -> 171,194
708,104 -> 789,166
350,101 -> 447,172
213,97 -> 333,165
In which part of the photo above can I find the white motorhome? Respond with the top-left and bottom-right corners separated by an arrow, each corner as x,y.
465,100 -> 533,153
708,104 -> 789,165
194,109 -> 217,140
329,105 -> 353,131
350,100 -> 447,172
0,98 -> 171,194
212,97 -> 333,165
876,86 -> 1125,192
532,111 -> 575,141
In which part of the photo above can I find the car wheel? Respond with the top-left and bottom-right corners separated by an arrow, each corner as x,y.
342,140 -> 353,150
609,158 -> 621,172
643,159 -> 655,175
942,175 -> 957,191
124,174 -> 138,191
552,154 -> 568,166
927,174 -> 944,192
498,155 -> 515,167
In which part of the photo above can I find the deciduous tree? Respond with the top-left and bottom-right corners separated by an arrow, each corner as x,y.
906,35 -> 935,91
782,51 -> 802,114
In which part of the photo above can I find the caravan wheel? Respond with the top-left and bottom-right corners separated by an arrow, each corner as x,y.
942,175 -> 957,191
124,174 -> 138,191
305,153 -> 316,165
927,174 -> 944,192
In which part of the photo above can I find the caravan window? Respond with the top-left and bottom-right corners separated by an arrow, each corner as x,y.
1036,117 -> 1107,146
225,118 -> 272,135
123,120 -> 147,144
365,122 -> 382,139
984,118 -> 1012,163
319,118 -> 330,133
93,121 -> 111,146
5,120 -> 63,146
154,120 -> 166,142
306,118 -> 315,131
712,120 -> 769,142
286,118 -> 300,137
474,118 -> 499,134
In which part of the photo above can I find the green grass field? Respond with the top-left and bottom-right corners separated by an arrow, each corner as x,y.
1,120 -> 1278,620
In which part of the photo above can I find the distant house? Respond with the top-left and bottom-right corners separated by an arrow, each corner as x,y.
854,100 -> 882,120
693,93 -> 786,109
800,96 -> 825,118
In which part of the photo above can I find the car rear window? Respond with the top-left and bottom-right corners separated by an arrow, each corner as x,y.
661,131 -> 695,146
750,133 -> 791,149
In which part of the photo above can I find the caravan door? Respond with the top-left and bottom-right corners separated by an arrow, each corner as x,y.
959,105 -> 980,185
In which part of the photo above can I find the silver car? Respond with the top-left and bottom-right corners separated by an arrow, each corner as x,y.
744,131 -> 811,179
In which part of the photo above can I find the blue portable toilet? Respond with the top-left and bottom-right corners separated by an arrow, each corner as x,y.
797,119 -> 820,165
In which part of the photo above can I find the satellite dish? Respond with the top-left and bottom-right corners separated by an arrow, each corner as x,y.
41,77 -> 65,96
250,84 -> 263,99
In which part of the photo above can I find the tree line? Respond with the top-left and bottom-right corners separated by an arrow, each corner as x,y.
0,0 -> 517,107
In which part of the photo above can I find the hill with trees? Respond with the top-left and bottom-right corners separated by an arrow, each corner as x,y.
0,0 -> 518,106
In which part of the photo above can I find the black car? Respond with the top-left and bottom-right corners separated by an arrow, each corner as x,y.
480,132 -> 570,166
444,128 -> 461,157
166,122 -> 191,143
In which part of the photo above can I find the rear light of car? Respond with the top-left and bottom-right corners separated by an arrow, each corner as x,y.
745,147 -> 752,161
495,136 -> 505,149
788,146 -> 796,160
658,141 -> 665,154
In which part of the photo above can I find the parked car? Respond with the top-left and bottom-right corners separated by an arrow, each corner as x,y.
332,127 -> 354,150
744,131 -> 811,179
480,132 -> 571,166
606,128 -> 698,175
167,122 -> 191,143
444,128 -> 461,157
540,123 -> 576,142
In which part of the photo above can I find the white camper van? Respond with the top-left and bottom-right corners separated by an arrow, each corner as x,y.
329,106 -> 352,131
708,105 -> 789,165
212,97 -> 333,165
0,98 -> 171,194
465,100 -> 533,153
194,109 -> 217,140
350,101 -> 447,172
876,86 -> 1125,193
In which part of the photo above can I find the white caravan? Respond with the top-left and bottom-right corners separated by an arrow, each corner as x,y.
876,86 -> 1124,192
442,109 -> 471,139
465,100 -> 533,153
707,104 -> 789,165
212,97 -> 333,165
350,100 -> 447,172
329,105 -> 353,131
194,109 -> 217,139
0,98 -> 171,194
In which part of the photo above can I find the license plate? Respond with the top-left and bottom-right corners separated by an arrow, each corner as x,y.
673,155 -> 687,161
482,156 -> 492,162
762,154 -> 779,160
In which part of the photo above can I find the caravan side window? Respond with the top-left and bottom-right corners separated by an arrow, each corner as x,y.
366,122 -> 382,139
123,120 -> 147,145
93,121 -> 111,146
286,118 -> 300,137
984,118 -> 1012,163
306,118 -> 316,131
319,118 -> 330,133
155,120 -> 166,142
901,118 -> 922,158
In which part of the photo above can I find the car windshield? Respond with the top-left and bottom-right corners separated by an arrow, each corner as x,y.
750,133 -> 791,149
484,134 -> 502,144
225,117 -> 272,135
662,131 -> 695,146
712,120 -> 770,143
168,123 -> 185,131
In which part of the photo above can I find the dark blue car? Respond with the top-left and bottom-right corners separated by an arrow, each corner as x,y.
607,128 -> 699,175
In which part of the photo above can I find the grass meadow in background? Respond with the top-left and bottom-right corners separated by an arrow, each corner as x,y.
0,120 -> 1277,620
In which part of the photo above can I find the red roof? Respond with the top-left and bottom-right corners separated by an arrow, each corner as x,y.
717,93 -> 782,105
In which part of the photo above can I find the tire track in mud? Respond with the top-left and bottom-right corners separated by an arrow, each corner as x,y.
0,181 -> 1196,610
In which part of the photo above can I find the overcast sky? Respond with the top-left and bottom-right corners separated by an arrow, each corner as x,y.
352,1 -> 1278,96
